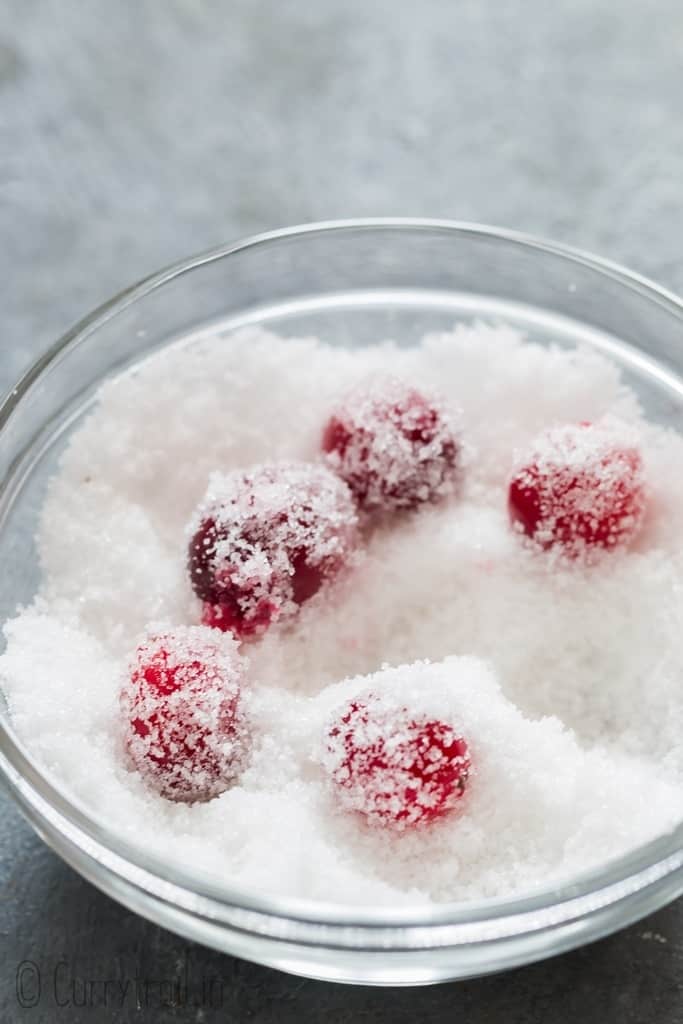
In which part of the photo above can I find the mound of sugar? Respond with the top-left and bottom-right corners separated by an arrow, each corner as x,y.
1,323 -> 683,904
289,658 -> 681,901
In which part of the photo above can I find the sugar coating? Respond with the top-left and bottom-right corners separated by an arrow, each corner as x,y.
188,461 -> 359,635
122,624 -> 248,802
323,375 -> 461,511
322,689 -> 471,829
1,323 -> 683,906
509,417 -> 647,558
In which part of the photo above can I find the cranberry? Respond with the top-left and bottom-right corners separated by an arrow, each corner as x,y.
323,695 -> 471,829
322,378 -> 460,512
188,462 -> 359,638
121,626 -> 248,802
508,419 -> 646,557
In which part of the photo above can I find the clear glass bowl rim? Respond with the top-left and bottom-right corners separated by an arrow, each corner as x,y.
1,217 -> 683,947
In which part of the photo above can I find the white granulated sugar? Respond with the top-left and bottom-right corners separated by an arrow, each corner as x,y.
2,323 -> 683,906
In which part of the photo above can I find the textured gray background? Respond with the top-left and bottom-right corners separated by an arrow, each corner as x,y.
2,0 -> 683,1020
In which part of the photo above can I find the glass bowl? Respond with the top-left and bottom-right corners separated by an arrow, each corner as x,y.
1,219 -> 683,986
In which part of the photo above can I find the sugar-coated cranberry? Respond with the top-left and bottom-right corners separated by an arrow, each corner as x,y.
121,625 -> 248,802
508,419 -> 646,557
188,462 -> 359,638
323,696 -> 471,830
322,377 -> 461,512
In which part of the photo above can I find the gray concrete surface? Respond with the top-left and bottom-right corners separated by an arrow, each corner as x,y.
2,0 -> 683,1019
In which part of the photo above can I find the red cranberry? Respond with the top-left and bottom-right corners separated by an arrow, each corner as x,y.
322,378 -> 460,512
188,462 -> 359,638
121,626 -> 248,802
508,419 -> 646,557
323,695 -> 471,830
